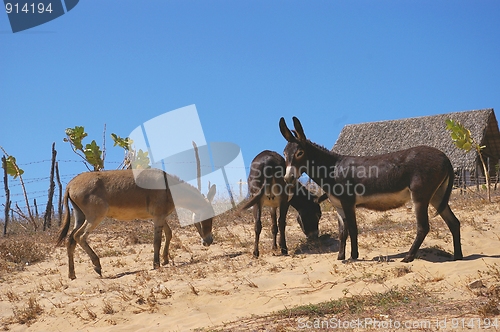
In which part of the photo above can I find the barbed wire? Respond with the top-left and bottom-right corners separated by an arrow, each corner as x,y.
17,159 -> 83,165
6,174 -> 76,188
15,158 -> 252,169
1,157 -> 253,214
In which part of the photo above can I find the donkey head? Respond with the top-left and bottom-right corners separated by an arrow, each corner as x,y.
279,117 -> 308,184
295,201 -> 321,240
293,190 -> 328,240
193,184 -> 217,247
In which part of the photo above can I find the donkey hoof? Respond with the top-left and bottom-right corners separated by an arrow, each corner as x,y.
94,267 -> 102,276
337,253 -> 346,260
153,262 -> 160,269
69,273 -> 76,280
401,256 -> 414,263
453,254 -> 463,261
161,260 -> 169,266
281,248 -> 288,256
253,251 -> 260,258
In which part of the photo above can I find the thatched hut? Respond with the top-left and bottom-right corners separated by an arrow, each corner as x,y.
332,109 -> 500,186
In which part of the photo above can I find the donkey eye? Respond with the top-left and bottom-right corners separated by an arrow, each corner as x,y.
296,150 -> 304,158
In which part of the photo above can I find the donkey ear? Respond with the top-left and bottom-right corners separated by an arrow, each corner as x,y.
292,117 -> 307,141
279,117 -> 298,143
207,184 -> 216,203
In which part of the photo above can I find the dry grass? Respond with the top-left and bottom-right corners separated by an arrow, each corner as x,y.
7,297 -> 44,326
207,285 -> 467,331
276,285 -> 428,317
393,265 -> 412,278
472,261 -> 500,317
102,300 -> 115,314
0,233 -> 51,278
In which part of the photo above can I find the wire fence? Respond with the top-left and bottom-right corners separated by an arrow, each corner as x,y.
3,156 -> 499,227
1,157 -> 253,220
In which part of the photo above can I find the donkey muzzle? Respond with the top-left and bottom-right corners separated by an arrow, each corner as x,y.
284,166 -> 298,184
306,230 -> 319,240
202,234 -> 213,247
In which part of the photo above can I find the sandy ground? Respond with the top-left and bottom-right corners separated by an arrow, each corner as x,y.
1,193 -> 500,331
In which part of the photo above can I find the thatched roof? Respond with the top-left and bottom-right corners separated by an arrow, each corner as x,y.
332,109 -> 500,171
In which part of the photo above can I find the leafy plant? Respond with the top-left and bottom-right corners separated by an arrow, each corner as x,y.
0,147 -> 36,230
3,156 -> 24,178
65,127 -> 151,171
64,126 -> 104,171
445,119 -> 491,202
131,149 -> 151,169
111,133 -> 132,150
112,133 -> 131,169
111,134 -> 150,169
84,140 -> 104,170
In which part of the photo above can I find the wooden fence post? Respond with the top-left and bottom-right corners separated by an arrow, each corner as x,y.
192,141 -> 202,192
43,143 -> 57,230
2,155 -> 10,236
495,159 -> 499,191
34,198 -> 39,218
463,167 -> 467,194
239,179 -> 242,199
55,161 -> 63,226
475,162 -> 480,191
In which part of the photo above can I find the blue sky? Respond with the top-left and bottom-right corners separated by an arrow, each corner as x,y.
1,1 -> 499,212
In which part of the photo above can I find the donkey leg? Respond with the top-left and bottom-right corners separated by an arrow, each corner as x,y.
403,201 -> 430,263
153,219 -> 163,269
67,232 -> 78,280
67,208 -> 85,279
438,205 -> 463,260
277,203 -> 289,255
430,178 -> 463,260
270,207 -> 278,250
162,221 -> 172,266
336,208 -> 349,260
73,219 -> 102,276
253,205 -> 262,258
341,204 -> 358,260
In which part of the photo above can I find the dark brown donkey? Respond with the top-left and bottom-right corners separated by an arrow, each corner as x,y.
240,150 -> 326,257
279,117 -> 463,263
57,168 -> 215,279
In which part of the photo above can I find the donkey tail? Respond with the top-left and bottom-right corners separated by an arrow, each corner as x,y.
56,188 -> 71,247
435,160 -> 455,216
238,180 -> 268,211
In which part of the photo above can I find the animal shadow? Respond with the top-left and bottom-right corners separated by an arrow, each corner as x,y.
104,270 -> 145,279
293,233 -> 339,255
213,251 -> 245,260
371,247 -> 455,263
463,254 -> 500,261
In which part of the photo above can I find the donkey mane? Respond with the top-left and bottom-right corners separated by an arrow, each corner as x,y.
295,137 -> 346,160
306,140 -> 334,155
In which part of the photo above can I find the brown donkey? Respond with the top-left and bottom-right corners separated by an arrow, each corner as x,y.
57,168 -> 215,279
240,150 -> 326,257
279,117 -> 463,263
